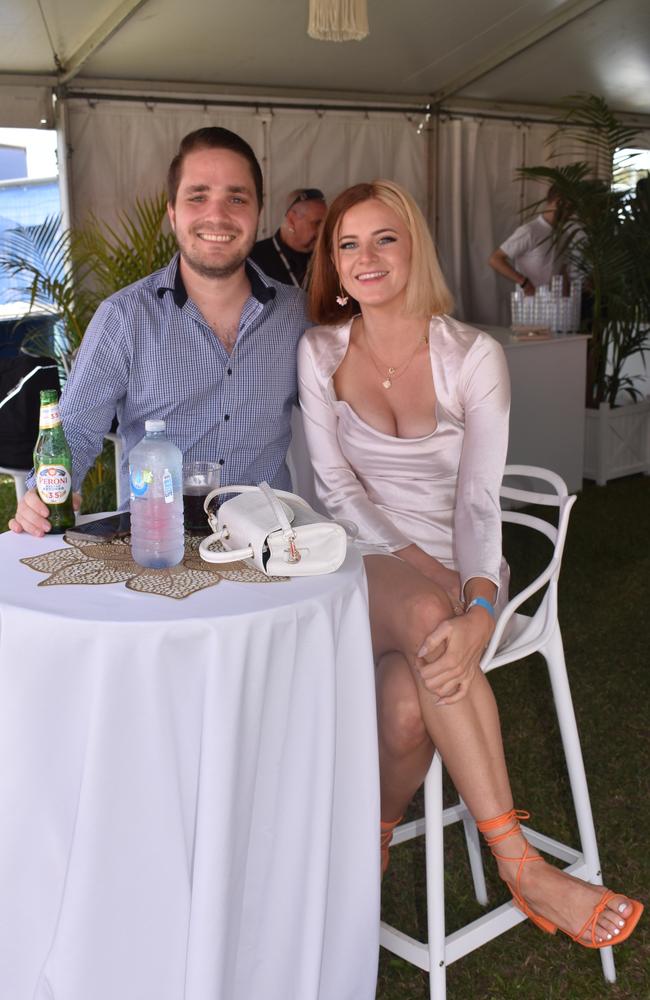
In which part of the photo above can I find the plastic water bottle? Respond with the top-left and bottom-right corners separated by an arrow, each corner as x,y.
129,420 -> 184,568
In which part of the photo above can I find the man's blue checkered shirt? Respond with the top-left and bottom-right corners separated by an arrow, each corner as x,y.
57,254 -> 308,504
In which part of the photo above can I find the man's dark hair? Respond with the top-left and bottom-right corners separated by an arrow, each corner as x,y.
167,127 -> 263,207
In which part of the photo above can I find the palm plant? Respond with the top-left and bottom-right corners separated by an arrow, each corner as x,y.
519,95 -> 650,407
0,192 -> 177,376
0,193 -> 178,510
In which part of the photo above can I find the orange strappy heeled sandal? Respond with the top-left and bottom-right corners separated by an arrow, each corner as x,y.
477,808 -> 644,949
380,815 -> 403,875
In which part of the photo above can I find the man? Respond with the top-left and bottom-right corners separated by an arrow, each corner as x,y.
249,188 -> 326,287
488,185 -> 567,295
10,127 -> 308,536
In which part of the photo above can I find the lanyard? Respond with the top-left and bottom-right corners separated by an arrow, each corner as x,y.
272,236 -> 302,288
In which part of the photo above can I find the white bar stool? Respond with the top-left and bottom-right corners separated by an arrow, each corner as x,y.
380,465 -> 616,998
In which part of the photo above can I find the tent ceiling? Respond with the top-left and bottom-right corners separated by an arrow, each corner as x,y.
2,0 -> 650,115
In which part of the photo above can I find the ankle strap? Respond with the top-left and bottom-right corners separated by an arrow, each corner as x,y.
477,808 -> 530,846
380,815 -> 403,833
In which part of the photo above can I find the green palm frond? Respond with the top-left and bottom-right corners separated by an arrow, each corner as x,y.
548,94 -> 640,170
518,96 -> 649,407
0,192 -> 178,373
74,192 -> 177,306
0,192 -> 178,513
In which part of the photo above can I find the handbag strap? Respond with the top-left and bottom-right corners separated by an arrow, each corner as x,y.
203,482 -> 312,534
258,481 -> 300,563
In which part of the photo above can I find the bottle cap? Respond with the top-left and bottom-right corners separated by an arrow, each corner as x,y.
145,419 -> 165,433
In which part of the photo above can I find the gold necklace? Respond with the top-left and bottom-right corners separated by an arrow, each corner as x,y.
363,330 -> 429,389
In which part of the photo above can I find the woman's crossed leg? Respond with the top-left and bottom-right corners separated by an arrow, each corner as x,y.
364,553 -> 641,947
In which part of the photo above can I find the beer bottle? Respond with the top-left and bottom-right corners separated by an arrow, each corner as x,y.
33,389 -> 75,533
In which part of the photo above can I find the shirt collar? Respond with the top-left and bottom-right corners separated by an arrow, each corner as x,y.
155,252 -> 276,307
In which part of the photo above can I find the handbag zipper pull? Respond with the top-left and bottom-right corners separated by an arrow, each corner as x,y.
285,534 -> 301,563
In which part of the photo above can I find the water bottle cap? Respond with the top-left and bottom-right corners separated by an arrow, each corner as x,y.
145,419 -> 165,433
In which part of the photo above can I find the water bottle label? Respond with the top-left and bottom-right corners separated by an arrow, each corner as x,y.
162,469 -> 174,504
130,467 -> 153,498
36,464 -> 71,504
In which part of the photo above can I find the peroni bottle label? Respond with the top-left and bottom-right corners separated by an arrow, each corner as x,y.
36,464 -> 72,505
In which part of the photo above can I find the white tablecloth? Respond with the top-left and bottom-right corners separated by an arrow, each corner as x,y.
0,530 -> 380,1000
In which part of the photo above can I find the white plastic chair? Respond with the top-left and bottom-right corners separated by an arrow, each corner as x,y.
0,434 -> 123,514
104,431 -> 125,508
380,465 -> 616,998
0,466 -> 29,503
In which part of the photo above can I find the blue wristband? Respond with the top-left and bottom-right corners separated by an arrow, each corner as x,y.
466,596 -> 496,620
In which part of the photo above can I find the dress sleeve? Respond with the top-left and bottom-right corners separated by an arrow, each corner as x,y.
297,335 -> 411,552
454,333 -> 510,597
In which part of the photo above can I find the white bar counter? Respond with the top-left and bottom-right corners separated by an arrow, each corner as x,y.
477,326 -> 589,494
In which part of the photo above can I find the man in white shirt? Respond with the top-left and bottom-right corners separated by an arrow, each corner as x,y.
488,185 -> 565,295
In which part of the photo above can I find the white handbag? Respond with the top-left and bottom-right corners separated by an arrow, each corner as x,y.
198,481 -> 348,576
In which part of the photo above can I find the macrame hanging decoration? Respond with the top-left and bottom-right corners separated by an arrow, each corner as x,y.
308,0 -> 369,41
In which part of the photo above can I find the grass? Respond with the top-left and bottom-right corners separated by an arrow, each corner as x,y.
1,473 -> 648,998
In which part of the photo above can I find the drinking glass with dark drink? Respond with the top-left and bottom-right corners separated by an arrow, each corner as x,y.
182,461 -> 221,534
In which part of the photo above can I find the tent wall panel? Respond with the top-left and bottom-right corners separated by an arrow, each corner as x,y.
63,95 -> 634,326
65,98 -> 426,248
66,100 -> 265,230
436,116 -> 611,325
0,85 -> 53,129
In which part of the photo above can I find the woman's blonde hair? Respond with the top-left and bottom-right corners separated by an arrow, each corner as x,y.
309,179 -> 454,325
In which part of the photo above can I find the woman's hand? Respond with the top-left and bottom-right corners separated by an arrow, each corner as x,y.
414,604 -> 495,704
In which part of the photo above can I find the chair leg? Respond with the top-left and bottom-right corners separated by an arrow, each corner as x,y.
459,799 -> 489,906
425,752 -> 446,999
104,433 -> 124,508
542,621 -> 616,984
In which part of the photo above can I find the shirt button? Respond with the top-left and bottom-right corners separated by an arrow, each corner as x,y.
227,368 -> 232,375
224,414 -> 230,421
219,459 -> 225,465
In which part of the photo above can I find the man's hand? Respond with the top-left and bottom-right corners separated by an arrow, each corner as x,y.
9,489 -> 81,537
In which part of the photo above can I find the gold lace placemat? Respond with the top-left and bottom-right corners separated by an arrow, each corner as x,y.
20,534 -> 288,600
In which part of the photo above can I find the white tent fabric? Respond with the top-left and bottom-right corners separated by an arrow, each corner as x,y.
0,84 -> 53,129
436,116 -> 618,324
65,98 -> 426,242
63,94 -> 648,326
262,109 -> 427,234
66,101 -> 265,229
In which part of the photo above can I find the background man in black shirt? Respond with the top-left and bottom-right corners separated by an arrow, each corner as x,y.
250,188 -> 326,287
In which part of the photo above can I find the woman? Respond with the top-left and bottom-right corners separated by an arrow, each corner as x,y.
297,180 -> 642,949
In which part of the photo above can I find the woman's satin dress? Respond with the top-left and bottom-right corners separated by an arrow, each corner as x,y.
297,314 -> 511,606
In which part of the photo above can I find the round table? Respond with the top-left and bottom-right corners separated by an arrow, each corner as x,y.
0,528 -> 380,1000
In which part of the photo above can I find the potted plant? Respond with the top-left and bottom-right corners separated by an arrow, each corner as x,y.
0,193 -> 177,509
520,95 -> 650,485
